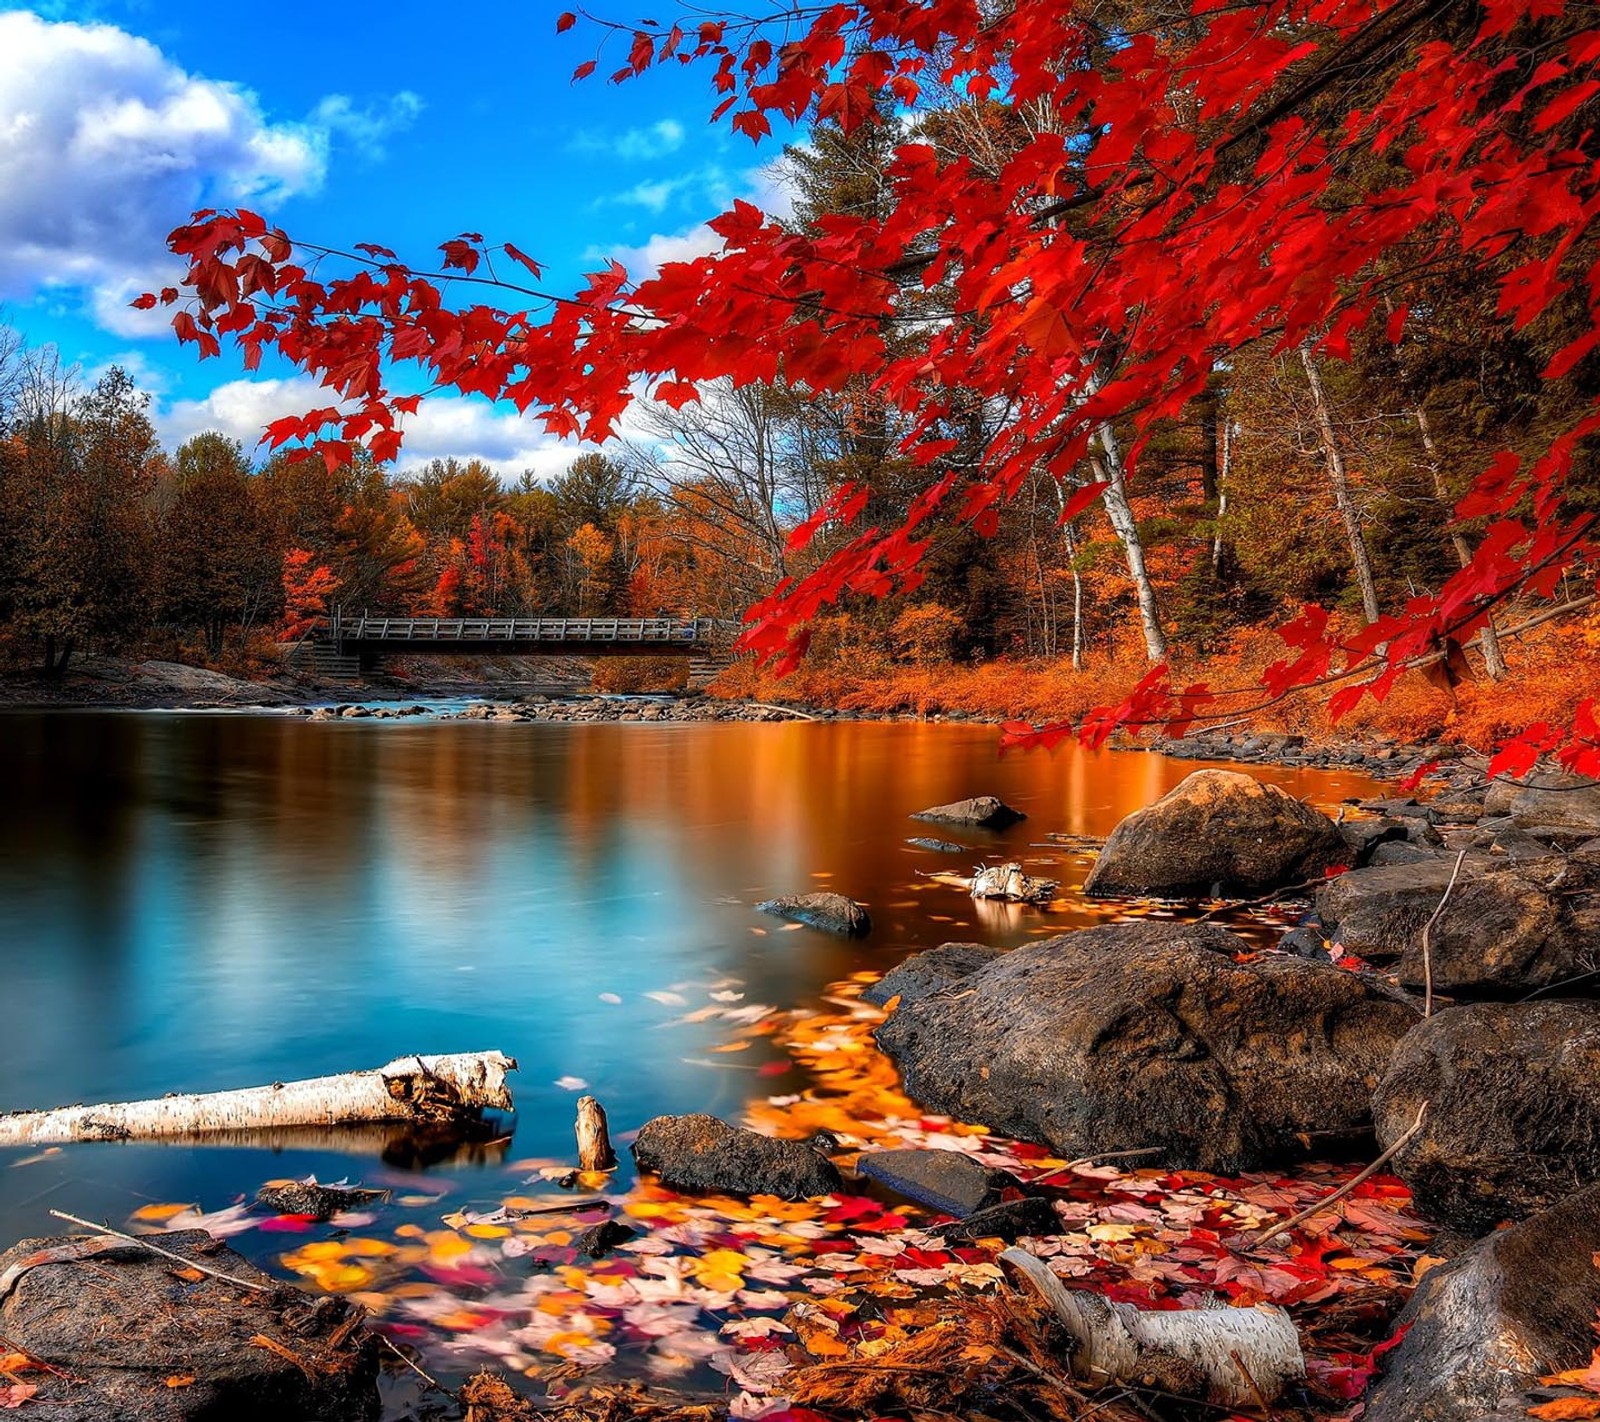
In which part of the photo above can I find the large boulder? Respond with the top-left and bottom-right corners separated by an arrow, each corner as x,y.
1083,769 -> 1348,899
631,1114 -> 842,1199
1318,855 -> 1598,993
1316,858 -> 1497,959
1389,855 -> 1600,995
755,891 -> 871,937
1510,775 -> 1600,843
875,921 -> 1420,1173
0,1230 -> 377,1421
1372,1000 -> 1600,1233
1363,1185 -> 1600,1422
861,943 -> 1000,1007
911,796 -> 1025,829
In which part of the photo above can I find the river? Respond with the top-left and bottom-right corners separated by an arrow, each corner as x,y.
0,709 -> 1381,1395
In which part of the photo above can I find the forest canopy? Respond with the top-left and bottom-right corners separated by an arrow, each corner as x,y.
27,0 -> 1600,772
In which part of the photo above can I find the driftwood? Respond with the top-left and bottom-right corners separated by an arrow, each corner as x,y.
922,863 -> 1060,903
0,1051 -> 516,1147
1000,1248 -> 1305,1406
575,1096 -> 617,1172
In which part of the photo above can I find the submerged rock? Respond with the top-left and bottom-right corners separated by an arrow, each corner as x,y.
906,837 -> 967,853
875,921 -> 1418,1173
755,891 -> 871,937
1364,1185 -> 1600,1422
911,796 -> 1026,829
856,1148 -> 1022,1216
1083,769 -> 1348,899
631,1113 -> 842,1199
861,943 -> 999,1008
0,1229 -> 377,1421
1373,1000 -> 1600,1232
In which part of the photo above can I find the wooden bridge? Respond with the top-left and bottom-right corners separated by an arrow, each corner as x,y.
297,612 -> 737,681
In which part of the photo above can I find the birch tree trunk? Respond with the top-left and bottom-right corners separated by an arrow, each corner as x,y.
1054,483 -> 1086,670
1299,342 -> 1381,624
0,1051 -> 517,1147
1092,422 -> 1169,662
1212,418 -> 1233,577
1414,405 -> 1507,679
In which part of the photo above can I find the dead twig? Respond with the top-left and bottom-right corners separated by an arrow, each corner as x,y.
378,1332 -> 444,1392
1420,850 -> 1468,1018
46,1210 -> 274,1293
1252,1100 -> 1430,1247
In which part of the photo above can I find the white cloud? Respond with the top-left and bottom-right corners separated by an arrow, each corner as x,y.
307,91 -> 424,163
572,118 -> 685,162
0,13 -> 420,332
598,159 -> 795,281
604,224 -> 723,281
155,375 -> 595,480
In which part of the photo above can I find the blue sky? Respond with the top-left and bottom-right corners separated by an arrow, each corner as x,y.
0,1 -> 795,475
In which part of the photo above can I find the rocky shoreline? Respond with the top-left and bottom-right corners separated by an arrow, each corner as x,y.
5,765 -> 1600,1420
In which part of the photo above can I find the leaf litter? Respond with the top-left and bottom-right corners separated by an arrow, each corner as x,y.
126,976 -> 1437,1420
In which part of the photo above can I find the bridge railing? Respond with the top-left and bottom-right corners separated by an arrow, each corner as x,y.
331,614 -> 726,647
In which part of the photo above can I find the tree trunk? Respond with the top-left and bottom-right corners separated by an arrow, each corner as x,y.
1055,486 -> 1086,670
1414,406 -> 1507,679
1300,343 -> 1381,624
575,1095 -> 616,1171
1212,418 -> 1233,578
0,1051 -> 517,1147
1093,423 -> 1169,662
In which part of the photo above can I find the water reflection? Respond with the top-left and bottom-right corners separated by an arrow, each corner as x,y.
0,713 -> 1380,1246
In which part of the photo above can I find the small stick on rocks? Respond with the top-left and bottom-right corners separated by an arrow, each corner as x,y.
47,1210 -> 274,1293
1421,849 -> 1468,1018
574,1095 -> 616,1172
1251,1100 -> 1429,1248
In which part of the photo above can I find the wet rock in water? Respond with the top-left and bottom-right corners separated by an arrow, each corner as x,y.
1082,769 -> 1348,899
0,1229 -> 377,1421
1373,1000 -> 1600,1233
906,836 -> 967,853
575,1219 -> 636,1257
755,891 -> 871,937
856,1148 -> 1023,1216
935,1196 -> 1060,1244
911,796 -> 1026,829
1388,853 -> 1600,995
1509,775 -> 1600,843
255,1178 -> 388,1221
861,943 -> 1000,1008
631,1113 -> 842,1199
875,921 -> 1419,1173
1363,1184 -> 1600,1422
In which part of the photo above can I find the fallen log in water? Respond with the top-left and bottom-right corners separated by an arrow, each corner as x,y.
0,1051 -> 516,1147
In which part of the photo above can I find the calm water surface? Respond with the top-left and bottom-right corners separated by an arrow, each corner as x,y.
0,712 -> 1380,1300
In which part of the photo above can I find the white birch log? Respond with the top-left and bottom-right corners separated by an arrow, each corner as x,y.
0,1051 -> 517,1147
1001,1247 -> 1305,1406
